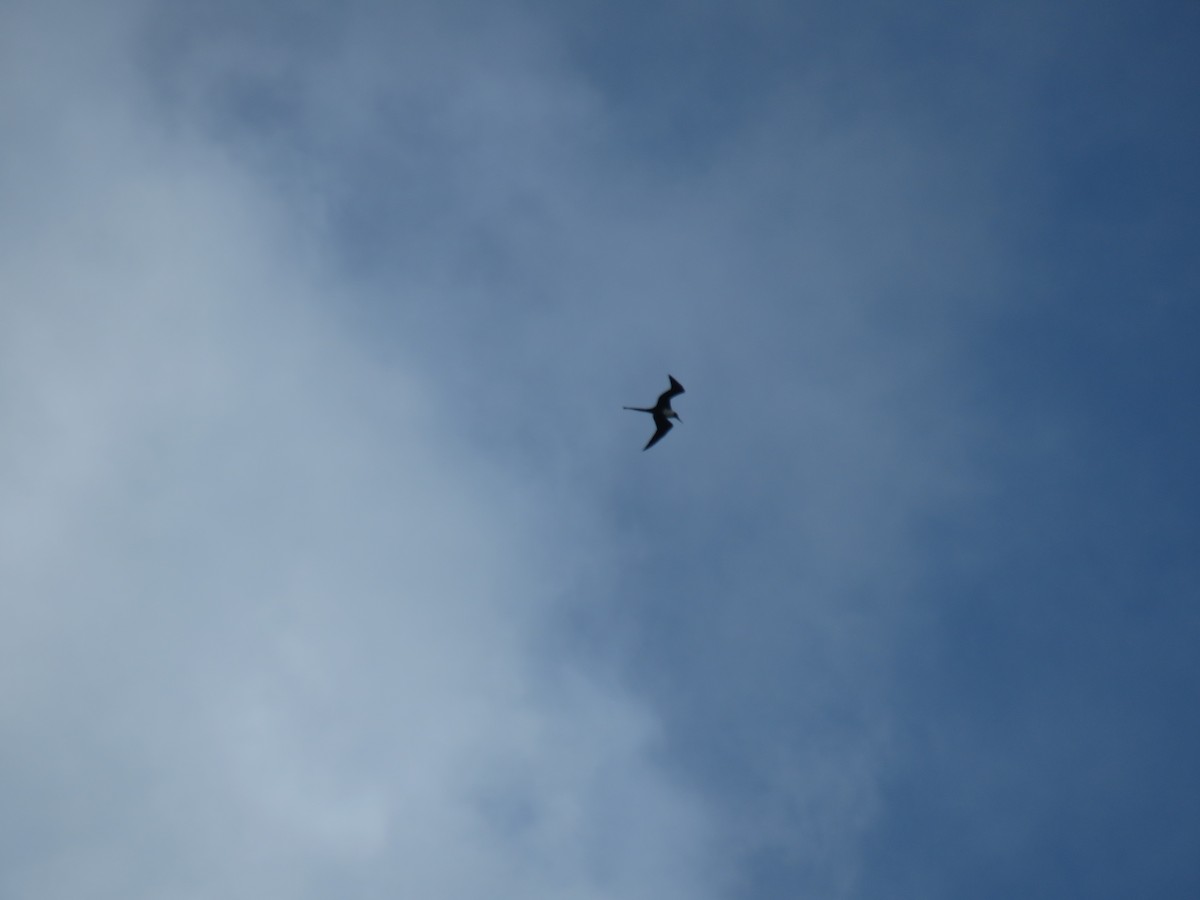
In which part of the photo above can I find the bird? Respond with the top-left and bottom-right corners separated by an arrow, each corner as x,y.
624,375 -> 685,450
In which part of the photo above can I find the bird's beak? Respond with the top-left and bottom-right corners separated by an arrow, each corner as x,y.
675,415 -> 682,423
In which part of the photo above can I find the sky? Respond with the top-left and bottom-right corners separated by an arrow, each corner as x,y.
2,0 -> 1198,897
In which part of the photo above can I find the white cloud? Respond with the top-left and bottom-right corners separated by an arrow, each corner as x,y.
0,4 -> 717,898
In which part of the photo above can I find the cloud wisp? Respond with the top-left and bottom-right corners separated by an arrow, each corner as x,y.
0,5 -> 718,899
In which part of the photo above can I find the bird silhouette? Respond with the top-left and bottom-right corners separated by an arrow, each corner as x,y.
624,375 -> 685,450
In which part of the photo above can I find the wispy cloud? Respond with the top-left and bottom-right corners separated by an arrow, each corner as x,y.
1,5 -> 719,898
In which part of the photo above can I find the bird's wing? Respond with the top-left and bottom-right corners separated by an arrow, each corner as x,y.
657,376 -> 685,407
643,413 -> 674,450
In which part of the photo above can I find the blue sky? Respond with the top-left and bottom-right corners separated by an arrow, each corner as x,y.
2,1 -> 1198,897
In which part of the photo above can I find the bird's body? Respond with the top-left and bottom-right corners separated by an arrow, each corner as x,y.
624,375 -> 685,450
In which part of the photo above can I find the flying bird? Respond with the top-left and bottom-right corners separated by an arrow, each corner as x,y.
624,375 -> 685,450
